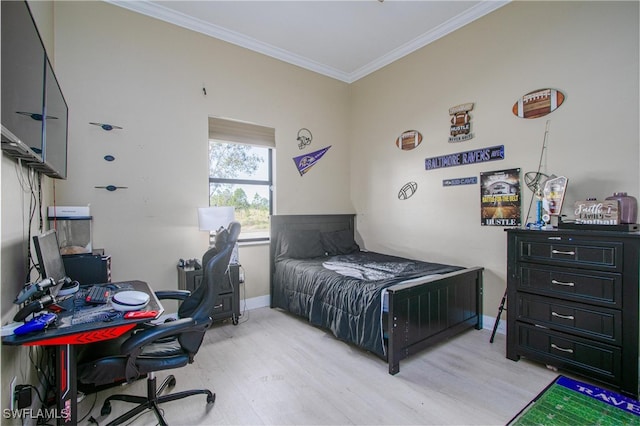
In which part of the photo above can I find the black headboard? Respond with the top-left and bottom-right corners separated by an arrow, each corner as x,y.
269,214 -> 355,306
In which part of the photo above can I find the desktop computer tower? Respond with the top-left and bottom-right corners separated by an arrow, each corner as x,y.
62,251 -> 111,284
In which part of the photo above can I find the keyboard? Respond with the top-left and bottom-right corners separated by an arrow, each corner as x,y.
84,285 -> 112,304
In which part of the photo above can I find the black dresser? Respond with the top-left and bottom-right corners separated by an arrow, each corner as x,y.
506,228 -> 640,398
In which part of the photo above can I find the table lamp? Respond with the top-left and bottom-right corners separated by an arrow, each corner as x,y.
198,206 -> 235,247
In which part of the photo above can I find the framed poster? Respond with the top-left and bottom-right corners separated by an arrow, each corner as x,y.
480,168 -> 521,226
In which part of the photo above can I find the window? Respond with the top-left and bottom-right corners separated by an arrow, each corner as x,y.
208,117 -> 275,241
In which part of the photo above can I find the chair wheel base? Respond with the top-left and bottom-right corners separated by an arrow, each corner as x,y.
101,401 -> 112,416
207,393 -> 216,405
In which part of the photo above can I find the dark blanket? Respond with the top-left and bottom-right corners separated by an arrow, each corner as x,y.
272,251 -> 463,357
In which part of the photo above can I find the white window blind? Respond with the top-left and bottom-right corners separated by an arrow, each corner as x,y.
208,117 -> 275,148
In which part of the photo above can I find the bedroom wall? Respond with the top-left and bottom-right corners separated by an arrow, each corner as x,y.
349,1 -> 639,318
50,2 -> 352,300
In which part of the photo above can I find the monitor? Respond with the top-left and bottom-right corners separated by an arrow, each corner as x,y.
1,0 -> 46,161
33,230 -> 67,296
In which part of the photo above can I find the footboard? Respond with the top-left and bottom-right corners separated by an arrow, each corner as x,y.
386,267 -> 483,374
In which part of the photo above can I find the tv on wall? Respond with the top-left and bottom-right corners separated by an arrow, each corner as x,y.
1,0 -> 69,179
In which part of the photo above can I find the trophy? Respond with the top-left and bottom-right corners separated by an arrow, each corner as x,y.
542,176 -> 568,225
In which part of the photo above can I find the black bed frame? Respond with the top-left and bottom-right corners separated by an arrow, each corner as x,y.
269,214 -> 484,375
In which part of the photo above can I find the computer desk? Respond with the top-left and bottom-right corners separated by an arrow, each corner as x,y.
2,280 -> 164,425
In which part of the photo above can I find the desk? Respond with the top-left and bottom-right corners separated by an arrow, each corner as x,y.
2,280 -> 163,425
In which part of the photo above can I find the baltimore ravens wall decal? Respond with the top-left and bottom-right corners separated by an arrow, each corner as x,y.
395,130 -> 422,150
449,103 -> 474,142
296,128 -> 312,149
292,146 -> 331,176
398,182 -> 418,200
425,145 -> 504,171
443,176 -> 477,187
512,88 -> 565,119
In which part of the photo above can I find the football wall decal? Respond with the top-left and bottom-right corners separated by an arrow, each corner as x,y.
398,181 -> 418,200
513,88 -> 565,119
395,130 -> 423,150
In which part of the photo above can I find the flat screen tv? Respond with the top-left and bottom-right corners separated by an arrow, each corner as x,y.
35,57 -> 69,179
1,0 -> 68,179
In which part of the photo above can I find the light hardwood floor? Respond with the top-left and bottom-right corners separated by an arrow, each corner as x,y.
78,307 -> 558,425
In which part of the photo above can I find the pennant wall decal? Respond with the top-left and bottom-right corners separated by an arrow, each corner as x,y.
293,146 -> 331,176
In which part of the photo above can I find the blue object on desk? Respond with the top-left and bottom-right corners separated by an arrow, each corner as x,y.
15,313 -> 57,335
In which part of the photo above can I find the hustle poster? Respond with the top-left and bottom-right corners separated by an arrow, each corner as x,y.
480,168 -> 521,226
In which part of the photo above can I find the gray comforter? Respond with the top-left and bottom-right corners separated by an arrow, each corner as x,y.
272,251 -> 462,357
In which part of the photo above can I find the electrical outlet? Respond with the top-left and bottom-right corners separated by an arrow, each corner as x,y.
10,376 -> 16,411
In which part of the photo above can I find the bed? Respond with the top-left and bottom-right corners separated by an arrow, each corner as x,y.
270,214 -> 484,374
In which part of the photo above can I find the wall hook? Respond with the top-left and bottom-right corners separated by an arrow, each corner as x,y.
95,185 -> 128,192
90,122 -> 123,131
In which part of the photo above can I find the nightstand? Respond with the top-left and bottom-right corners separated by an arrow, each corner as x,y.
177,263 -> 241,325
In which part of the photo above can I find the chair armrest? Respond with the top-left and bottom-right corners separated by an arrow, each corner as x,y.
120,317 -> 198,354
154,290 -> 190,301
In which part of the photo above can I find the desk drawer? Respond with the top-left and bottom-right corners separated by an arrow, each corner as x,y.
517,237 -> 622,271
516,323 -> 621,386
518,264 -> 621,308
516,293 -> 621,345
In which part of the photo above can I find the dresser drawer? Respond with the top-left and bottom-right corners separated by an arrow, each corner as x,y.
516,293 -> 621,345
518,264 -> 622,308
517,236 -> 623,271
515,323 -> 621,386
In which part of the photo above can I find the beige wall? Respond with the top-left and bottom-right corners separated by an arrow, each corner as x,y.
350,1 -> 639,314
51,2 -> 352,300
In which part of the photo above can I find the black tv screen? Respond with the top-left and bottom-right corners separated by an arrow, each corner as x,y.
42,57 -> 69,179
1,0 -> 46,160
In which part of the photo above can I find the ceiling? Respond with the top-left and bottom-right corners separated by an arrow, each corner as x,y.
106,0 -> 509,83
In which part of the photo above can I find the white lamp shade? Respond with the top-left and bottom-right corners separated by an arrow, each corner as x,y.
198,207 -> 235,232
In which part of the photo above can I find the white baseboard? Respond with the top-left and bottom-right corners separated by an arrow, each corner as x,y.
240,294 -> 270,311
483,314 -> 506,336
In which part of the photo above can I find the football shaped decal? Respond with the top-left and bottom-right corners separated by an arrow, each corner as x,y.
398,182 -> 418,200
513,88 -> 565,119
395,130 -> 422,150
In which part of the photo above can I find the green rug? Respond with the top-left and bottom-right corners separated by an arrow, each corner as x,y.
508,376 -> 640,426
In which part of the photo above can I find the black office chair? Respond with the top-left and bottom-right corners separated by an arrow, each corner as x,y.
77,221 -> 241,425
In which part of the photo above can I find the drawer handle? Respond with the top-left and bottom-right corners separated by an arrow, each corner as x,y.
552,249 -> 575,256
552,312 -> 575,320
547,237 -> 562,240
551,344 -> 574,354
214,303 -> 223,309
551,279 -> 575,287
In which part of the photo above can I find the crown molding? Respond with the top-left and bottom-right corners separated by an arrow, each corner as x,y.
105,0 -> 509,84
349,1 -> 510,83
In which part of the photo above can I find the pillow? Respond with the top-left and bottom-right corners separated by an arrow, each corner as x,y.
321,229 -> 360,255
278,229 -> 325,259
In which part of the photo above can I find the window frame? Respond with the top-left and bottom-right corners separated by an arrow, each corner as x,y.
208,143 -> 273,243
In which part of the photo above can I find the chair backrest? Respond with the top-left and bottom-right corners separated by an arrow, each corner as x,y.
177,221 -> 241,321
